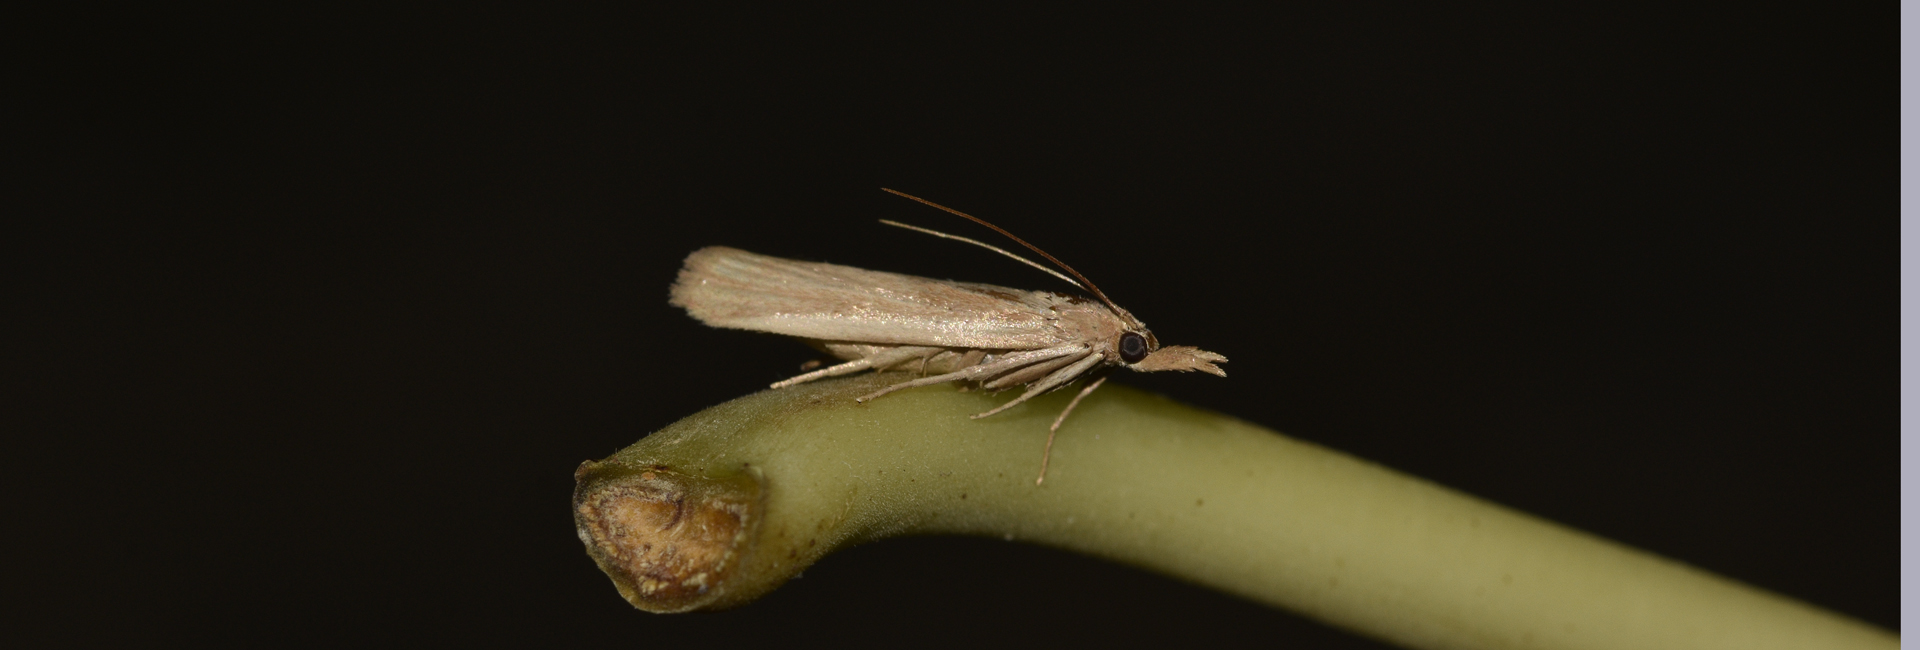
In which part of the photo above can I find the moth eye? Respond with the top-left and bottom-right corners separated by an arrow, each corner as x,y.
1118,332 -> 1149,364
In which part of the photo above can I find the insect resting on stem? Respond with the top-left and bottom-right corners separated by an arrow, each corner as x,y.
669,189 -> 1227,484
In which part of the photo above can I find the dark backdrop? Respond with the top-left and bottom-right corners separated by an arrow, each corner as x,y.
22,6 -> 1890,647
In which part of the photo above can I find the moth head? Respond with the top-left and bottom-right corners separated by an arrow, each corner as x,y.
1125,343 -> 1228,377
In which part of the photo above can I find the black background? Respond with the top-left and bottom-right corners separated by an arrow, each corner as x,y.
22,6 -> 1889,647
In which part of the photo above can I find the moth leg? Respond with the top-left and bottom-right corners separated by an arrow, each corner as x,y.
856,369 -> 978,402
955,349 -> 988,368
971,351 -> 1105,419
770,357 -> 874,388
980,352 -> 1081,390
856,345 -> 1085,403
949,350 -> 988,391
856,355 -> 1044,402
770,346 -> 933,389
1036,373 -> 1108,486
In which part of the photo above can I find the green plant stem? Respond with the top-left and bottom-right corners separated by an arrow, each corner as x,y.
573,373 -> 1893,650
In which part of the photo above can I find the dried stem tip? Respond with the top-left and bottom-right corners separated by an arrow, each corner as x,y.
573,462 -> 762,613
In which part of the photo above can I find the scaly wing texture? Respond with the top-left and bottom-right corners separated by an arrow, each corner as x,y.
670,247 -> 1073,349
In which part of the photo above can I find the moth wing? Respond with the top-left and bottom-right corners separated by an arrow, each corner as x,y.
670,246 -> 1071,349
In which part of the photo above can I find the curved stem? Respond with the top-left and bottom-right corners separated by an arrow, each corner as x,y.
573,373 -> 1894,650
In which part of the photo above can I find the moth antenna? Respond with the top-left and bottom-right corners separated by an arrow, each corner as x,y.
880,188 -> 1124,315
878,219 -> 1083,289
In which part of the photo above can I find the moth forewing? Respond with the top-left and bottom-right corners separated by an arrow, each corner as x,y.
669,191 -> 1226,484
671,247 -> 1074,349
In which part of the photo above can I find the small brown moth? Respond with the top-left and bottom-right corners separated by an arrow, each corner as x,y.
670,189 -> 1227,484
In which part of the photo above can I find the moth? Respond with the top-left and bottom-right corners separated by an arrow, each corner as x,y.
669,189 -> 1226,484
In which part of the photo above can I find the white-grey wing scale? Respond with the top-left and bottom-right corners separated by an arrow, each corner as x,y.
669,246 -> 1076,349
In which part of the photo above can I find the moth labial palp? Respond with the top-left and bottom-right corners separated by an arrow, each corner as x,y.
667,189 -> 1227,484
